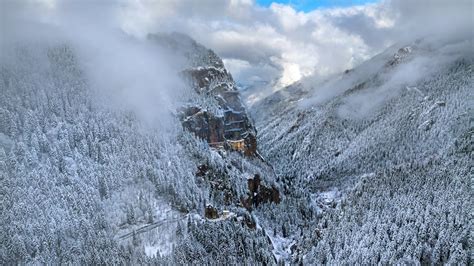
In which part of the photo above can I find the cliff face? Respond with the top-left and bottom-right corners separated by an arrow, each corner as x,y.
150,33 -> 257,156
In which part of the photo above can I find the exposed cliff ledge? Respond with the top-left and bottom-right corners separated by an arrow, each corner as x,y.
150,33 -> 258,156
240,174 -> 280,211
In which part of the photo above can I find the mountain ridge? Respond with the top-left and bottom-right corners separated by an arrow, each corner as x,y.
249,37 -> 472,264
0,32 -> 472,264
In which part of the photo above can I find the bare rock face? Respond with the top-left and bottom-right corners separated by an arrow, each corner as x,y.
205,204 -> 219,219
385,46 -> 413,67
243,133 -> 257,156
149,32 -> 258,156
179,107 -> 225,144
180,65 -> 257,155
195,164 -> 209,177
242,213 -> 257,230
241,174 -> 280,211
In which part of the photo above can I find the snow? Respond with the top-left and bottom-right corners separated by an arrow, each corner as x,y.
310,187 -> 343,215
423,100 -> 445,115
267,233 -> 295,262
3,27 -> 472,265
251,38 -> 472,264
419,119 -> 434,130
318,189 -> 342,205
144,245 -> 160,258
0,133 -> 13,151
406,86 -> 424,96
113,197 -> 184,258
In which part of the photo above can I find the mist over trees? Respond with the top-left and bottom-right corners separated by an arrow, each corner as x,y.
1,0 -> 473,265
252,40 -> 473,264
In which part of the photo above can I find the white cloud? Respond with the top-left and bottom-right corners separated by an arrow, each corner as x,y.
270,3 -> 309,31
5,0 -> 471,97
111,0 -> 395,90
1,0 -> 187,128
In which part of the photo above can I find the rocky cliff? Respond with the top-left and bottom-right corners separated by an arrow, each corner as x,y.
149,33 -> 257,156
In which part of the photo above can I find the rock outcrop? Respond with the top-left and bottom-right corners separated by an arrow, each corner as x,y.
241,174 -> 280,211
179,107 -> 225,144
385,46 -> 413,67
204,204 -> 219,219
150,33 -> 258,156
180,65 -> 257,156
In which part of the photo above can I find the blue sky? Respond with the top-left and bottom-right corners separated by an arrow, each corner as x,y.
256,0 -> 379,12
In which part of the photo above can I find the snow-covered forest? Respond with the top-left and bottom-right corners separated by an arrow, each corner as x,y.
251,38 -> 473,264
1,0 -> 472,265
0,33 -> 285,264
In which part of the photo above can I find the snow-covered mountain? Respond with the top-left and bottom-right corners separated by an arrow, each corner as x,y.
250,37 -> 473,264
0,33 -> 284,264
149,33 -> 259,156
0,28 -> 472,265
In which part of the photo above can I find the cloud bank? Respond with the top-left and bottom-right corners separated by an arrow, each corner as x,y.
119,0 -> 392,89
116,0 -> 472,95
1,0 -> 187,129
3,0 -> 472,97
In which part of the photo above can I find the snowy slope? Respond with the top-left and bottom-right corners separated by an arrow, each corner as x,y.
0,35 -> 279,264
250,37 -> 473,264
1,29 -> 471,264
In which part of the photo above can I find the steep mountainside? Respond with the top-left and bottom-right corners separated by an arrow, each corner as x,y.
0,34 -> 283,264
150,33 -> 258,156
1,30 -> 471,265
250,38 -> 473,264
